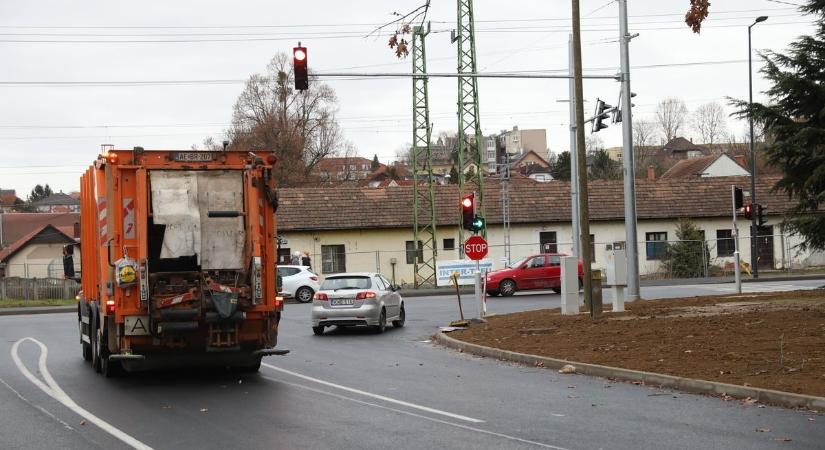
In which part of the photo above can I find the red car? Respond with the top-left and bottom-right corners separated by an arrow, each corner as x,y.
485,253 -> 583,297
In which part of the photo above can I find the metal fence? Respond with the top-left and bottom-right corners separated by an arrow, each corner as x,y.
295,233 -> 825,286
0,277 -> 79,300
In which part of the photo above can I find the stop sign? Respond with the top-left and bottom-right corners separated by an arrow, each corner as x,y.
464,236 -> 488,261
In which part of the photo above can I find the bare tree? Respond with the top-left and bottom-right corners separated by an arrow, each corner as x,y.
691,102 -> 728,145
655,98 -> 689,143
632,119 -> 658,178
585,134 -> 604,154
228,53 -> 344,186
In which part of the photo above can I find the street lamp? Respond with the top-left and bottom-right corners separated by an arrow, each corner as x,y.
748,15 -> 767,278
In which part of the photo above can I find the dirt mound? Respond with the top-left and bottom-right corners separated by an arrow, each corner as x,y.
452,289 -> 825,397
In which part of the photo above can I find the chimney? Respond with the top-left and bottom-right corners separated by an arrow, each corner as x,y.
73,221 -> 80,239
647,165 -> 656,181
734,154 -> 747,168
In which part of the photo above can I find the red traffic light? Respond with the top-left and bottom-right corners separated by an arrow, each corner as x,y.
293,45 -> 308,91
461,197 -> 472,208
743,203 -> 754,219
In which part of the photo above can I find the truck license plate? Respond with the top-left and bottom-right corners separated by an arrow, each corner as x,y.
172,152 -> 216,162
331,299 -> 354,306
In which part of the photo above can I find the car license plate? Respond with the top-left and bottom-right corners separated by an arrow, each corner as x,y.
330,298 -> 355,306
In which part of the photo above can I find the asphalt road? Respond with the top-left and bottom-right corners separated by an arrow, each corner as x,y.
1,279 -> 824,450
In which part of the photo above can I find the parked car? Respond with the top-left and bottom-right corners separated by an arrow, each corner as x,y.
277,265 -> 320,303
486,253 -> 583,297
311,272 -> 404,335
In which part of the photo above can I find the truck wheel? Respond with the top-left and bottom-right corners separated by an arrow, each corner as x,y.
295,287 -> 314,303
236,358 -> 262,373
79,308 -> 91,362
97,323 -> 123,378
91,314 -> 102,372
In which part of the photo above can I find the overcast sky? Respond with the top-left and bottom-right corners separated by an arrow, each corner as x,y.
0,0 -> 816,197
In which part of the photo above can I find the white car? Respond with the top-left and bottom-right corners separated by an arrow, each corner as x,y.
277,265 -> 320,303
311,272 -> 404,335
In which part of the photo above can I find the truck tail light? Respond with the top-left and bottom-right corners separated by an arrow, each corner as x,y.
314,292 -> 328,301
275,296 -> 284,309
106,300 -> 116,314
355,291 -> 376,300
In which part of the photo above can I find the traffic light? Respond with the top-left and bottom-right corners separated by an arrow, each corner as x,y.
757,204 -> 767,226
470,215 -> 485,233
592,98 -> 612,133
743,203 -> 754,219
733,186 -> 743,209
461,193 -> 474,231
293,45 -> 308,91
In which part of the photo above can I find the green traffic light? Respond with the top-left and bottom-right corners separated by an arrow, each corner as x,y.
471,215 -> 485,232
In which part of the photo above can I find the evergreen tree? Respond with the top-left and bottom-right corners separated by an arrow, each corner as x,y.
730,0 -> 825,250
550,151 -> 571,181
27,184 -> 53,203
449,166 -> 459,184
371,154 -> 380,171
589,150 -> 622,180
662,220 -> 709,278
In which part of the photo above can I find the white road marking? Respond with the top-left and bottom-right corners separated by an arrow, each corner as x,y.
11,337 -> 154,450
262,375 -> 572,450
262,363 -> 485,423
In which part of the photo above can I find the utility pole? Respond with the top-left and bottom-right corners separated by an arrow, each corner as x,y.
454,0 -> 486,250
618,0 -> 640,300
411,23 -> 438,288
501,152 -> 511,263
571,0 -> 593,312
568,34 -> 580,258
748,16 -> 768,278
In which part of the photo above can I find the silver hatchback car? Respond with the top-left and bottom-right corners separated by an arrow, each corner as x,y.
311,273 -> 405,335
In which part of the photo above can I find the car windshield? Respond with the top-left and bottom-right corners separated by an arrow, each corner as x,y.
509,256 -> 531,268
321,276 -> 372,291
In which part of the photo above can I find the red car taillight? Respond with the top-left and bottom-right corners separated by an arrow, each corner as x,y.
310,276 -> 318,281
355,291 -> 376,300
314,292 -> 328,301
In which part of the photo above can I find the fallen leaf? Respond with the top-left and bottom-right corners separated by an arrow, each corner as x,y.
79,420 -> 87,426
200,408 -> 208,412
808,417 -> 816,422
772,438 -> 792,442
684,350 -> 693,353
755,427 -> 770,433
535,361 -> 545,368
758,405 -> 766,409
558,364 -> 576,374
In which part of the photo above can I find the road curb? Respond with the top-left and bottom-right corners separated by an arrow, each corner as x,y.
434,331 -> 825,411
0,306 -> 75,316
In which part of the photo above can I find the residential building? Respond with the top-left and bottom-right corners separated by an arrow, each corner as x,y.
275,175 -> 815,286
0,212 -> 80,278
500,126 -> 548,159
657,137 -> 712,161
0,189 -> 21,212
312,156 -> 376,183
661,154 -> 750,179
605,146 -> 623,162
31,192 -> 81,213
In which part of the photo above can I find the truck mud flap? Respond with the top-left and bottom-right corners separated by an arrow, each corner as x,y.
157,321 -> 199,333
205,311 -> 245,323
253,348 -> 290,357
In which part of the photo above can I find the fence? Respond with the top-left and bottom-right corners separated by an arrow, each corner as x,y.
295,233 -> 825,287
0,277 -> 79,300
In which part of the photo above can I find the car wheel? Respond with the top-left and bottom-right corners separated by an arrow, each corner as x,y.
392,304 -> 405,328
312,326 -> 325,336
551,287 -> 561,294
295,286 -> 314,303
374,308 -> 386,334
499,279 -> 516,297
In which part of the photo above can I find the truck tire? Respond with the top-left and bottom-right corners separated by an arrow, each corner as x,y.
91,311 -> 102,372
79,304 -> 91,362
97,321 -> 123,378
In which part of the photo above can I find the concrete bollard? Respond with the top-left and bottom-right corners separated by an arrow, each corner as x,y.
560,256 -> 579,315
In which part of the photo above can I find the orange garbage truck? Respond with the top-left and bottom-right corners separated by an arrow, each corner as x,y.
66,147 -> 287,376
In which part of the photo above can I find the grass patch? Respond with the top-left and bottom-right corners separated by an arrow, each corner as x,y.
0,299 -> 76,308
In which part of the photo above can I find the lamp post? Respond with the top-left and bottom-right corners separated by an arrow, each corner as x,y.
748,15 -> 767,278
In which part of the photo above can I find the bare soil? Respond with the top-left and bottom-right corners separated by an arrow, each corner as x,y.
451,289 -> 825,397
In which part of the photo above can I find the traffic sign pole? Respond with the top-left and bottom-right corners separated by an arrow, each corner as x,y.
464,236 -> 488,321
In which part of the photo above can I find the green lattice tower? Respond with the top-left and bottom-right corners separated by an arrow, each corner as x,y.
412,24 -> 438,288
456,0 -> 485,249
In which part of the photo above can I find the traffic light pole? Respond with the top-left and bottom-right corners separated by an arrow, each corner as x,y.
618,0 -> 640,300
568,34 -> 581,259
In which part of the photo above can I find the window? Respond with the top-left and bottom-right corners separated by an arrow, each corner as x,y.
321,245 -> 346,274
540,231 -> 557,253
278,247 -> 291,265
406,240 -> 423,264
277,267 -> 301,277
717,229 -> 735,257
321,275 -> 370,290
549,255 -> 561,266
527,256 -> 545,268
646,232 -> 668,260
373,276 -> 387,291
443,238 -> 455,251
